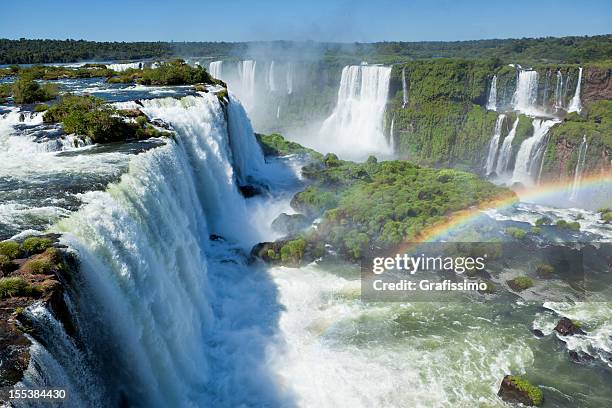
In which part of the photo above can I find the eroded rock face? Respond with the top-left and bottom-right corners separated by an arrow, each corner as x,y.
554,317 -> 586,336
583,67 -> 612,103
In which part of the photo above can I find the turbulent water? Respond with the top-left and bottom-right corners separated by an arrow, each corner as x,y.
486,75 -> 497,111
568,67 -> 583,113
512,119 -> 558,185
484,114 -> 505,175
318,65 -> 393,160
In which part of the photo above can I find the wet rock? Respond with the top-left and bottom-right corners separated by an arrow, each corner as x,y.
271,213 -> 310,236
150,118 -> 172,130
554,317 -> 586,336
239,185 -> 263,198
532,329 -> 545,338
498,375 -> 543,406
568,350 -> 595,363
209,234 -> 224,241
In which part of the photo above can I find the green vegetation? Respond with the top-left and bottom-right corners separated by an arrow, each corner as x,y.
10,75 -> 58,104
0,255 -> 12,273
0,277 -> 34,299
21,237 -> 53,255
536,263 -> 554,277
256,133 -> 323,160
43,94 -> 171,143
279,238 -> 306,265
530,227 -> 541,235
34,103 -> 49,112
264,146 -> 513,263
107,59 -> 218,86
0,241 -> 21,260
535,216 -> 552,226
505,227 -> 526,239
508,276 -> 534,291
505,376 -> 543,406
555,219 -> 581,231
2,64 -> 115,80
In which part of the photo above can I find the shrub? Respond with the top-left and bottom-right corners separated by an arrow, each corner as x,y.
506,227 -> 526,239
0,255 -> 12,273
602,211 -> 612,223
34,103 -> 49,112
323,153 -> 342,167
535,216 -> 552,226
555,220 -> 580,231
0,240 -> 21,260
21,259 -> 53,275
536,263 -> 554,277
11,75 -> 57,104
506,376 -> 543,406
138,59 -> 215,86
280,238 -> 306,264
530,226 -> 541,235
0,277 -> 33,298
508,276 -> 534,291
21,236 -> 53,255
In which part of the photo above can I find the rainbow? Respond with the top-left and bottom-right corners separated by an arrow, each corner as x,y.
408,171 -> 612,245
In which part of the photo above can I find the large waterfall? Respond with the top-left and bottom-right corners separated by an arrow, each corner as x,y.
569,135 -> 589,200
19,92 -> 290,407
512,70 -> 539,115
495,117 -> 519,176
319,65 -> 393,160
286,62 -> 294,95
554,70 -> 564,110
484,114 -> 505,175
512,119 -> 558,185
568,67 -> 583,113
209,61 -> 223,80
237,60 -> 257,108
486,75 -> 497,111
268,61 -> 276,92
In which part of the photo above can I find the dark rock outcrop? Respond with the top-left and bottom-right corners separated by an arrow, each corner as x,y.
498,375 -> 543,406
239,185 -> 264,198
554,317 -> 586,336
583,67 -> 612,103
271,213 -> 310,236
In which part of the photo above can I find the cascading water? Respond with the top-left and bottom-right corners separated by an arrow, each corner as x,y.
286,62 -> 294,95
569,135 -> 589,200
237,60 -> 257,108
268,61 -> 276,92
495,117 -> 519,176
554,70 -> 564,110
318,65 -> 393,160
28,92 -> 292,407
512,119 -> 558,185
484,114 -> 505,175
512,70 -> 539,115
389,115 -> 395,152
401,68 -> 408,108
209,61 -> 223,80
107,62 -> 142,72
568,67 -> 583,113
541,70 -> 551,111
486,75 -> 497,111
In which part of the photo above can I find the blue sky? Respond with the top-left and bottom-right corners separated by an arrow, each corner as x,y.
1,0 -> 610,42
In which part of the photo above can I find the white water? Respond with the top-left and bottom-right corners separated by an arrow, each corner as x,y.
554,70 -> 564,110
569,135 -> 589,201
495,117 -> 519,176
401,67 -> 408,107
107,62 -> 142,72
389,116 -> 395,152
318,65 -> 392,160
237,60 -> 257,108
41,92 -> 293,407
484,114 -> 505,175
512,70 -> 539,115
568,67 -> 583,113
486,75 -> 497,111
209,60 -> 223,80
286,62 -> 294,94
512,119 -> 558,186
268,61 -> 276,92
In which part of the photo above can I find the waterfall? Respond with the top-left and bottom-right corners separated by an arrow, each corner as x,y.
389,116 -> 395,152
276,105 -> 280,119
569,135 -> 589,200
512,119 -> 558,185
512,70 -> 539,115
237,60 -> 257,107
486,75 -> 497,111
568,67 -> 583,113
268,61 -> 276,92
209,61 -> 223,80
495,117 -> 519,176
107,62 -> 142,72
542,70 -> 551,111
401,68 -> 408,108
286,62 -> 294,95
319,65 -> 393,160
484,114 -> 506,175
35,92 -> 288,407
554,70 -> 564,110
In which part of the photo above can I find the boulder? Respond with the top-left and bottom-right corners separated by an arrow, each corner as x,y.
239,185 -> 263,198
532,329 -> 545,338
498,375 -> 543,406
554,317 -> 585,336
